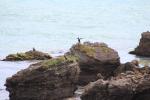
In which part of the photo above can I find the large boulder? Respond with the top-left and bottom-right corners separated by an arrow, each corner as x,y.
3,49 -> 52,61
70,42 -> 120,85
130,31 -> 150,56
81,70 -> 150,100
5,55 -> 80,100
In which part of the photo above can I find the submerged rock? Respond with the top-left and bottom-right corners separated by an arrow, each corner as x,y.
5,55 -> 80,100
3,49 -> 52,61
130,31 -> 150,56
81,64 -> 150,100
70,42 -> 120,85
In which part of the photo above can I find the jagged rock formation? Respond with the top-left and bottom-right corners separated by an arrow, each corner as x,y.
81,61 -> 150,100
5,55 -> 80,100
70,42 -> 120,85
6,41 -> 150,100
114,60 -> 139,76
130,31 -> 150,56
3,50 -> 52,61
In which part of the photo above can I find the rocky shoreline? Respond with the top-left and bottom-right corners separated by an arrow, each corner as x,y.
81,61 -> 150,100
3,32 -> 150,100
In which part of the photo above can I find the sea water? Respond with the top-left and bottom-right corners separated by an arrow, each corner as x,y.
1,0 -> 150,99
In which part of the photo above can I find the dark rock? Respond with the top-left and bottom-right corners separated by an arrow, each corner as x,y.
130,31 -> 150,56
97,73 -> 104,79
5,55 -> 80,100
114,60 -> 150,77
114,60 -> 139,76
70,42 -> 120,85
81,69 -> 150,100
131,60 -> 139,66
3,50 -> 52,61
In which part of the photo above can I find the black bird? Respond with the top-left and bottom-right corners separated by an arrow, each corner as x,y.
33,48 -> 36,51
77,37 -> 83,43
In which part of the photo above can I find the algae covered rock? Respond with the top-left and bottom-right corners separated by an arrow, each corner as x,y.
81,69 -> 150,100
5,55 -> 80,100
3,49 -> 52,61
70,42 -> 120,85
130,31 -> 150,56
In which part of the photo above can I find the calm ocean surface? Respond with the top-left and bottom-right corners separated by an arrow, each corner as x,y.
1,0 -> 150,99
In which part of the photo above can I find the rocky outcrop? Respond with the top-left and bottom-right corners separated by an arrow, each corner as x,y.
3,49 -> 52,61
70,42 -> 120,85
7,41 -> 150,100
114,60 -> 139,76
130,31 -> 150,56
5,55 -> 80,100
81,63 -> 150,100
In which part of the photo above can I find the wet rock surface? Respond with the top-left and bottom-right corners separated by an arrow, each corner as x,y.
3,49 -> 52,61
70,42 -> 120,85
81,61 -> 150,100
130,31 -> 150,57
5,55 -> 80,100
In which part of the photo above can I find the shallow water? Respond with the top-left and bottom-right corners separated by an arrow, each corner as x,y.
1,0 -> 150,100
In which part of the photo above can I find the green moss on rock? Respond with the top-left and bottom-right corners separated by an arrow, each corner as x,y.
72,43 -> 113,58
3,50 -> 52,61
99,45 -> 112,53
41,55 -> 78,69
74,44 -> 96,57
